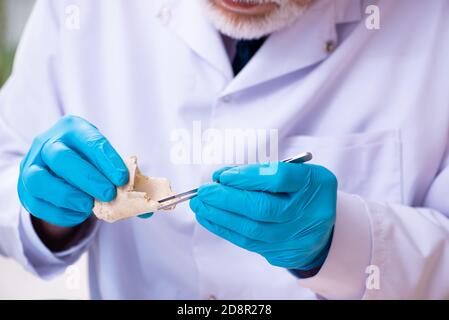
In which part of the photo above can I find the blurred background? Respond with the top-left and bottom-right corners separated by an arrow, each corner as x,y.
0,0 -> 89,299
0,0 -> 33,85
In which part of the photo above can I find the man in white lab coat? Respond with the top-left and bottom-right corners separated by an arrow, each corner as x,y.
1,0 -> 449,299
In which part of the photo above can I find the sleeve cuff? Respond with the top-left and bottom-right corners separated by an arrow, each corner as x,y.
296,191 -> 372,299
19,208 -> 100,278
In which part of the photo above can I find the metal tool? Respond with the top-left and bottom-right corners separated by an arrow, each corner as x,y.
157,152 -> 313,210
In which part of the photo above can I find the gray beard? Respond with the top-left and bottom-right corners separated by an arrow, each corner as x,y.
199,0 -> 308,40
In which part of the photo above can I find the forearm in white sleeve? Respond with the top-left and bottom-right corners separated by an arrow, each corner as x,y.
298,188 -> 449,299
0,0 -> 98,278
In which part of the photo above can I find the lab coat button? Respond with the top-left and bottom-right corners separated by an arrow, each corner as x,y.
208,294 -> 217,300
325,40 -> 335,53
157,6 -> 172,26
221,95 -> 232,103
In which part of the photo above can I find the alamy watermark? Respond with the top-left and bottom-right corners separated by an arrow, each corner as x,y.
365,5 -> 380,30
65,4 -> 81,30
170,121 -> 280,174
64,264 -> 81,291
365,264 -> 381,290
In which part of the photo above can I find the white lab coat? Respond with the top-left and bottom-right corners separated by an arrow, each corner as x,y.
1,0 -> 449,299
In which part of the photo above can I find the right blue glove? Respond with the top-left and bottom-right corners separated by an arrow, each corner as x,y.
18,115 -> 129,227
190,162 -> 337,271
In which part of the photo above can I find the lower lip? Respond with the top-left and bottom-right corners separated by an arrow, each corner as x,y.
222,0 -> 260,9
217,0 -> 278,15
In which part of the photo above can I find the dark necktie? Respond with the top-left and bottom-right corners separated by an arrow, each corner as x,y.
232,37 -> 267,76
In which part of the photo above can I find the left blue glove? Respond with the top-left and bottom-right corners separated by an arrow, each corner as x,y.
190,162 -> 337,270
18,115 -> 130,227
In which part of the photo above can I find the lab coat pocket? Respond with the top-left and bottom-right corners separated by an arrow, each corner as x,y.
281,130 -> 403,204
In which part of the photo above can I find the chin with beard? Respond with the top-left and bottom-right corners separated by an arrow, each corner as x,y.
199,0 -> 311,40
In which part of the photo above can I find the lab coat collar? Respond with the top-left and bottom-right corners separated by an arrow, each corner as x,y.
335,0 -> 363,24
167,0 -> 234,81
221,0 -> 363,95
163,0 -> 362,94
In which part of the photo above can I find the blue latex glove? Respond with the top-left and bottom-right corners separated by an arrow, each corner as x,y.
18,115 -> 131,227
190,162 -> 337,270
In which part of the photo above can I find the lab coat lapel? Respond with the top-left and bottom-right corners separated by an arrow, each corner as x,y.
222,0 -> 341,96
169,0 -> 234,81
